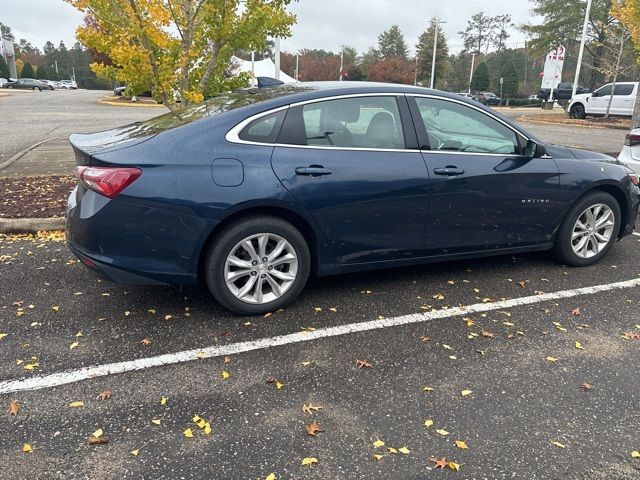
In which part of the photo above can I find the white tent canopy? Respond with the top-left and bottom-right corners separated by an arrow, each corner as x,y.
231,56 -> 296,84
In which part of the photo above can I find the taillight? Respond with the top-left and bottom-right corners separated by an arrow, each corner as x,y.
625,133 -> 640,146
74,166 -> 142,198
629,174 -> 639,186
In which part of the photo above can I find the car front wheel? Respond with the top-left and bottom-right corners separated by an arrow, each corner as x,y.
569,104 -> 586,119
33,86 -> 41,91
205,215 -> 311,315
553,192 -> 621,267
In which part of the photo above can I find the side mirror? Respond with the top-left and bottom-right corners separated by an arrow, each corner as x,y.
526,140 -> 547,158
591,90 -> 599,98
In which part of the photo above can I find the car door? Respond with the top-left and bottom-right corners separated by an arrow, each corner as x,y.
611,84 -> 635,115
407,95 -> 562,254
271,94 -> 431,264
588,84 -> 612,115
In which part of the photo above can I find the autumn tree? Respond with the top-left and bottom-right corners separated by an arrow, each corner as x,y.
65,0 -> 296,110
471,61 -> 490,92
367,57 -> 414,84
612,0 -> 640,126
21,62 -> 35,78
377,25 -> 408,59
416,18 -> 449,88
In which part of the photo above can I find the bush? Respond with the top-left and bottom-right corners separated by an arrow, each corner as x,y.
507,98 -> 543,107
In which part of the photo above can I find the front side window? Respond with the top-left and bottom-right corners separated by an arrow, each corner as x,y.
413,97 -> 520,155
284,96 -> 405,149
596,84 -> 612,96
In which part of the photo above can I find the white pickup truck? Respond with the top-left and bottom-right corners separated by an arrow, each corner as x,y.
567,81 -> 638,119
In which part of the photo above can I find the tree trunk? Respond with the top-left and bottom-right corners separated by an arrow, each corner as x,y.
632,90 -> 640,129
605,32 -> 626,119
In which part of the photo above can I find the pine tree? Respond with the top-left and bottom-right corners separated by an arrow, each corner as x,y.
415,18 -> 449,88
35,65 -> 49,79
470,61 -> 490,92
500,60 -> 519,96
0,54 -> 10,79
21,62 -> 35,78
378,25 -> 408,59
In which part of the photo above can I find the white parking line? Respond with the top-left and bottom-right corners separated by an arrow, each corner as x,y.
1,277 -> 639,395
633,232 -> 640,237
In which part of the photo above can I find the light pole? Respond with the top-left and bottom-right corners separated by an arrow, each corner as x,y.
274,37 -> 281,80
468,52 -> 476,94
339,46 -> 344,81
572,0 -> 593,97
295,53 -> 299,81
430,19 -> 446,89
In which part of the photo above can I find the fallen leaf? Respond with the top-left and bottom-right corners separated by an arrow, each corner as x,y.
224,356 -> 232,364
302,403 -> 322,415
140,338 -> 152,346
373,438 -> 385,448
433,293 -> 445,300
517,281 -> 526,288
0,333 -> 7,340
424,419 -> 434,427
69,342 -> 79,350
152,418 -> 161,425
204,423 -> 212,435
301,457 -> 318,466
356,359 -> 372,368
305,420 -> 324,436
8,399 -> 19,416
131,448 -> 140,457
68,401 -> 85,408
448,461 -> 461,471
442,344 -> 453,350
275,381 -> 284,390
22,443 -> 33,453
398,446 -> 410,454
373,454 -> 385,461
545,356 -> 558,362
92,428 -> 103,438
222,370 -> 231,379
52,306 -> 59,312
461,390 -> 472,397
265,474 -> 276,480
455,440 -> 468,449
422,386 -> 434,393
97,390 -> 112,400
631,451 -> 640,458
575,341 -> 584,350
571,308 -> 581,315
436,428 -> 450,436
148,309 -> 156,314
551,441 -> 566,449
184,428 -> 194,438
164,315 -> 173,320
387,447 -> 398,454
429,457 -> 448,469
88,436 -> 109,445
160,397 -> 168,405
581,383 -> 592,391
419,335 -> 431,342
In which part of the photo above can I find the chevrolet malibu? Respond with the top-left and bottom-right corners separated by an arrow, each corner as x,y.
67,82 -> 640,315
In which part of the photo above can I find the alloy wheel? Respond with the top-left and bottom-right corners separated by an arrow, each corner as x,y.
571,204 -> 615,259
224,233 -> 298,304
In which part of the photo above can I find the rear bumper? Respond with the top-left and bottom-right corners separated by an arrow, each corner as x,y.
66,187 -> 218,286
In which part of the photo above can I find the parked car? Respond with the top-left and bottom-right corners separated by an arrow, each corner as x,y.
0,78 -> 7,88
475,92 -> 501,106
457,92 -> 475,100
568,82 -> 638,119
66,82 -> 640,315
618,129 -> 640,173
538,82 -> 589,101
113,85 -> 153,97
4,78 -> 46,91
37,79 -> 57,90
60,79 -> 78,89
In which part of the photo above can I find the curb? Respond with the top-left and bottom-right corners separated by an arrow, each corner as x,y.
517,115 -> 630,130
0,217 -> 65,234
98,98 -> 166,108
0,136 -> 65,172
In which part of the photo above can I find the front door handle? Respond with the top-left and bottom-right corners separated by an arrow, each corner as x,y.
295,165 -> 332,177
434,166 -> 465,176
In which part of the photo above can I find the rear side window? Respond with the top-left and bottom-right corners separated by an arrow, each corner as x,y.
613,84 -> 634,96
279,96 -> 405,149
238,109 -> 286,143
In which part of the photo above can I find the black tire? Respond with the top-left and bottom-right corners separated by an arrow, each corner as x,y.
7,85 -> 13,89
204,215 -> 311,315
33,86 -> 40,91
569,103 -> 586,119
553,191 -> 621,267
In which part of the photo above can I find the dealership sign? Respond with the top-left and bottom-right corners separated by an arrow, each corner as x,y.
541,45 -> 565,89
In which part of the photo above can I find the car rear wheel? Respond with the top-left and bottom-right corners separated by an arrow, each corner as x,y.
205,215 -> 311,315
7,86 -> 13,89
553,191 -> 620,267
33,86 -> 40,91
569,104 -> 586,119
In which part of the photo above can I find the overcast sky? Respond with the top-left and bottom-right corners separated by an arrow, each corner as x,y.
2,0 -> 535,55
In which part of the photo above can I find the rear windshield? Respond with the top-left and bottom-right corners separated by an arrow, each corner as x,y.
133,85 -> 310,137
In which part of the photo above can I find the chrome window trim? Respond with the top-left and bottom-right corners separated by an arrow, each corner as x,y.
225,91 -> 531,157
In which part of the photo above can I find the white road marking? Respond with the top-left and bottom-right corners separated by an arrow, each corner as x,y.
633,232 -> 640,237
1,277 -> 639,395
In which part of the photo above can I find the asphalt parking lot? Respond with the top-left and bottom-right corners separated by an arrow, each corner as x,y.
1,231 -> 640,479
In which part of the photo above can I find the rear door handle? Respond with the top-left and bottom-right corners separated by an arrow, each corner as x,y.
433,166 -> 465,176
295,165 -> 332,177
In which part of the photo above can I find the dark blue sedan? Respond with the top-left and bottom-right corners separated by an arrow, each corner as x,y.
67,82 -> 640,315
